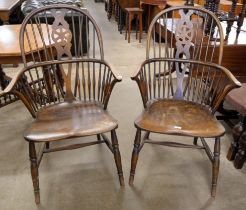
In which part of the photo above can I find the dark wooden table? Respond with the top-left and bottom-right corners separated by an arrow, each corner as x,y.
0,0 -> 23,24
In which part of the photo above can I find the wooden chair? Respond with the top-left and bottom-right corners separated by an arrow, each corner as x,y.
129,6 -> 241,197
1,5 -> 124,204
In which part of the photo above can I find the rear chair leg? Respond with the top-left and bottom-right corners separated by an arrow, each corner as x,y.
129,129 -> 142,185
211,137 -> 220,197
111,130 -> 124,186
45,142 -> 50,149
29,142 -> 40,204
143,131 -> 150,140
193,137 -> 198,145
97,134 -> 101,142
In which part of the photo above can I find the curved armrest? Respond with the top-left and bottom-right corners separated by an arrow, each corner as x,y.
132,58 -> 241,111
1,58 -> 122,116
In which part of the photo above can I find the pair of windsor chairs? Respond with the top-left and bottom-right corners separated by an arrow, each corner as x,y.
0,4 -> 241,204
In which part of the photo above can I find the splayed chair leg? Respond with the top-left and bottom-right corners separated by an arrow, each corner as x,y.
111,130 -> 124,186
211,137 -> 220,197
129,129 -> 142,185
29,142 -> 40,204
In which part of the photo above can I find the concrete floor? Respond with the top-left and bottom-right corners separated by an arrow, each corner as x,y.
0,1 -> 246,209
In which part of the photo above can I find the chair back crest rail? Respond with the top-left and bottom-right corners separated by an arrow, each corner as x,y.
132,58 -> 241,113
146,6 -> 224,65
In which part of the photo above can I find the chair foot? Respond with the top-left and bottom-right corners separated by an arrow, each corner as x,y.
211,137 -> 220,198
34,191 -> 41,204
29,142 -> 40,204
129,174 -> 135,186
111,130 -> 125,186
129,129 -> 141,186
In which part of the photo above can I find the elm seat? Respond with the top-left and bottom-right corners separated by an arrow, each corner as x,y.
24,101 -> 118,142
135,99 -> 225,138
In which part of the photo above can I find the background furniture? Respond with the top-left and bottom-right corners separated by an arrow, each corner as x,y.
226,83 -> 246,169
0,24 -> 53,106
21,0 -> 87,56
0,0 -> 89,107
154,9 -> 246,82
129,6 -> 241,197
125,7 -> 143,43
140,0 -> 166,30
0,0 -> 23,24
1,5 -> 124,204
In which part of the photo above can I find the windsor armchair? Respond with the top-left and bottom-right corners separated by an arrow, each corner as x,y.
0,5 -> 124,204
129,6 -> 241,197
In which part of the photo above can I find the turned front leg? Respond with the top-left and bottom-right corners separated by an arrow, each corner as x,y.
111,130 -> 124,186
129,129 -> 142,185
211,137 -> 220,197
29,142 -> 40,204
